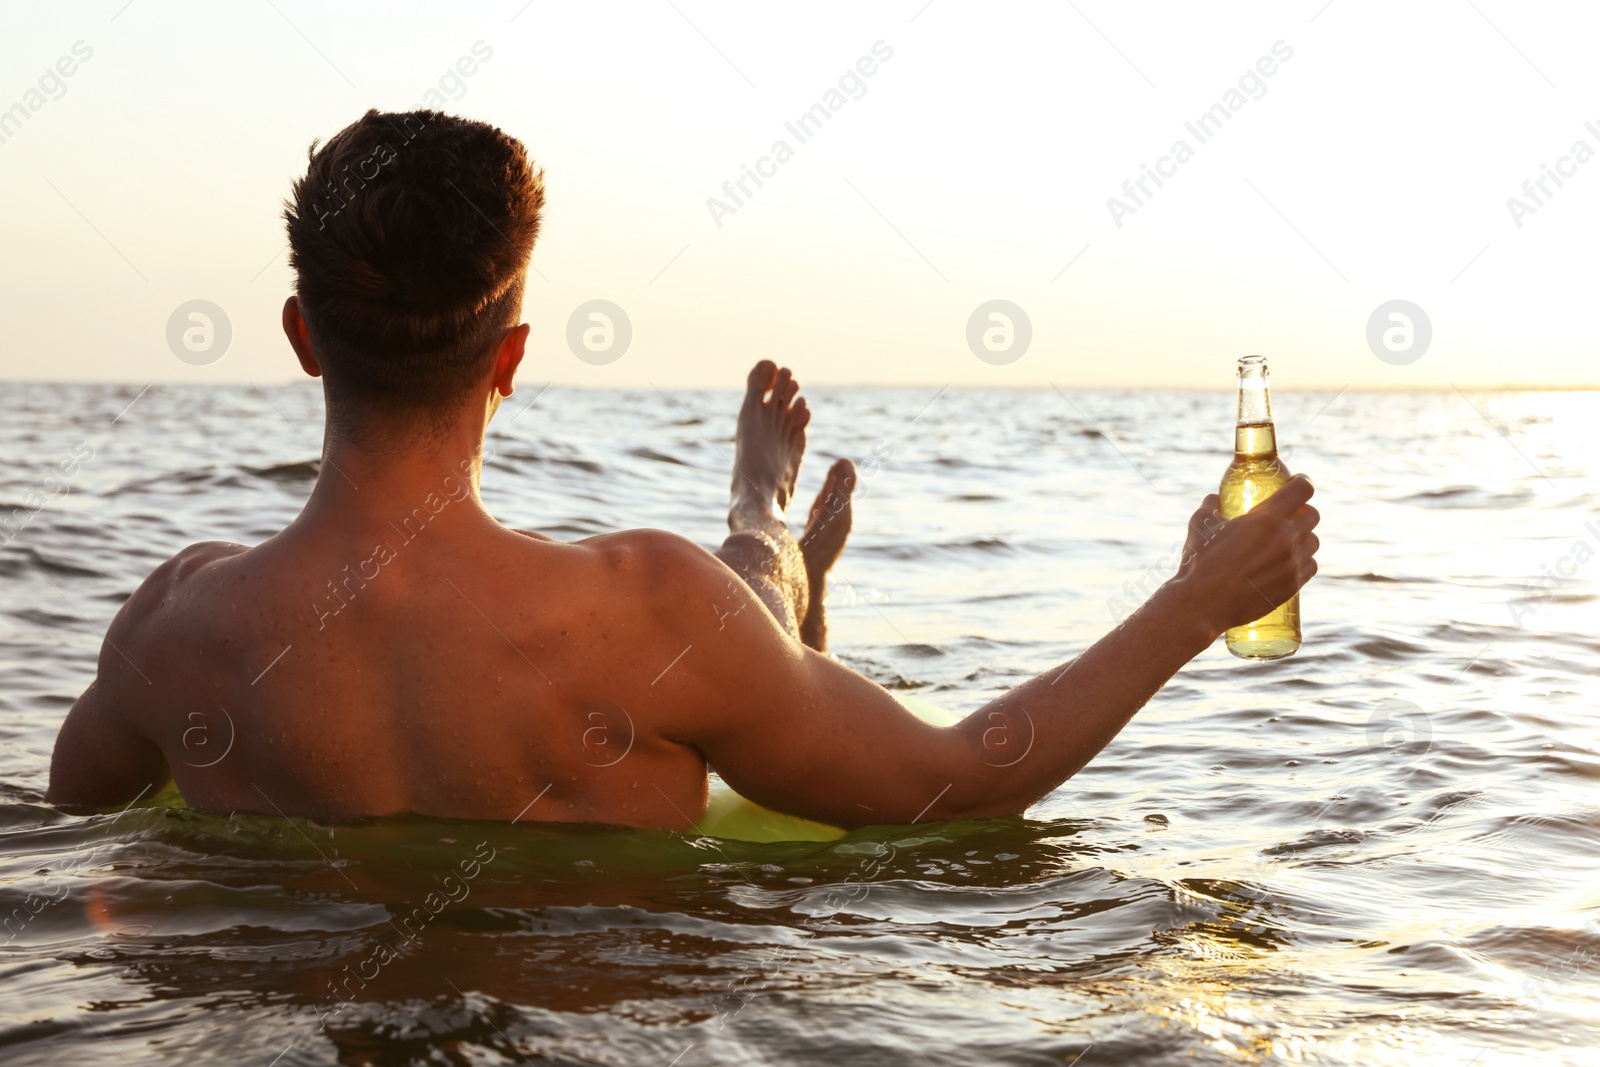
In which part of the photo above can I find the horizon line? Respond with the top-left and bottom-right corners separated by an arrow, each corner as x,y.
4,378 -> 1598,393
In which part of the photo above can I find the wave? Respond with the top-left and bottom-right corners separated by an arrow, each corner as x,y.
626,447 -> 689,467
243,460 -> 322,483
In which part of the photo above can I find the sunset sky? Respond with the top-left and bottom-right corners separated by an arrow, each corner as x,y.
2,0 -> 1597,391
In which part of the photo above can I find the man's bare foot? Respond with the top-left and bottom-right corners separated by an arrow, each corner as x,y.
720,361 -> 852,651
731,360 -> 809,523
800,458 -> 856,580
799,458 -> 856,651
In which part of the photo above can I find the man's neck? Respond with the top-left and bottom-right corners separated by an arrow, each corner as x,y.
298,414 -> 496,531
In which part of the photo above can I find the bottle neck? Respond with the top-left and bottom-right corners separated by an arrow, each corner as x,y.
1235,359 -> 1275,455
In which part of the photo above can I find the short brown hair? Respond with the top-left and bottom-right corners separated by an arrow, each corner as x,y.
284,109 -> 543,425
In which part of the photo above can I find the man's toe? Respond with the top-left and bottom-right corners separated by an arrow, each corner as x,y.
746,360 -> 777,399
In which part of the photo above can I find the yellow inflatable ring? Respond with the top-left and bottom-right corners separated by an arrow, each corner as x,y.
694,692 -> 956,842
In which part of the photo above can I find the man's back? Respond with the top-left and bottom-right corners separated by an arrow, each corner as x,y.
81,502 -> 711,828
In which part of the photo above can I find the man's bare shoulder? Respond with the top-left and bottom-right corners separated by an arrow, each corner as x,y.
517,527 -> 753,638
47,541 -> 246,807
108,541 -> 249,656
576,528 -> 732,593
165,539 -> 251,572
509,525 -> 705,563
124,543 -> 244,607
72,541 -> 246,736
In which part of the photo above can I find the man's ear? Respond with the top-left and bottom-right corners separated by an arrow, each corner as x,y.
491,323 -> 530,398
282,296 -> 321,378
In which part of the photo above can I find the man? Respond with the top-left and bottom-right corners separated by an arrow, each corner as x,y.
47,111 -> 1320,830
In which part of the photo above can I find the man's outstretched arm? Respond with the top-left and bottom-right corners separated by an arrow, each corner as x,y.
648,476 -> 1319,828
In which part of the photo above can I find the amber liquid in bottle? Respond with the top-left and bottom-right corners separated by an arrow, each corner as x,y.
1219,356 -> 1301,660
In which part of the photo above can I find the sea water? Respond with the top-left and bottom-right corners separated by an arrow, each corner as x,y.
2,382 -> 1598,1065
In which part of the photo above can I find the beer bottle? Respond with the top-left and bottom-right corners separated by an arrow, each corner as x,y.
1219,355 -> 1301,660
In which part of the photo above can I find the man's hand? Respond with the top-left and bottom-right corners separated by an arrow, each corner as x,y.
1176,474 -> 1320,634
